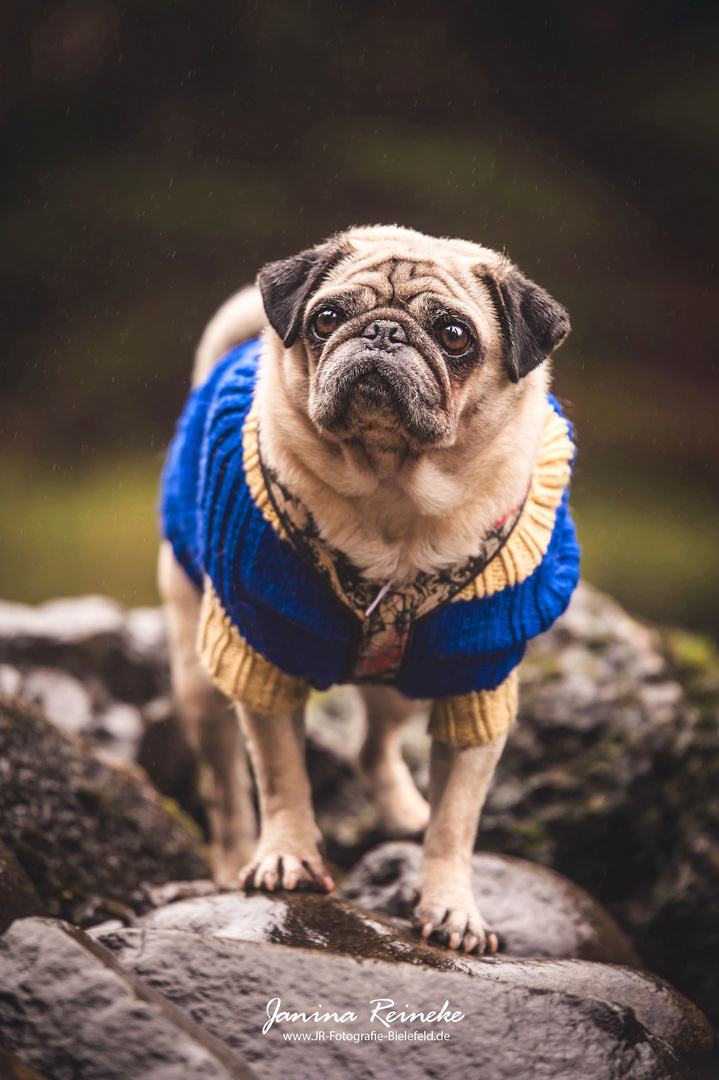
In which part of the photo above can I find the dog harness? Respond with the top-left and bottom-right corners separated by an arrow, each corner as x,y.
160,337 -> 580,746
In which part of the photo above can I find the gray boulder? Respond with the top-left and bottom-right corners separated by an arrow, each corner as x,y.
0,1045 -> 53,1080
337,841 -> 641,965
2,897 -> 712,1080
133,843 -> 642,968
0,918 -> 256,1079
92,921 -> 711,1079
0,595 -> 168,704
0,694 -> 210,925
484,582 -> 719,1026
126,852 -> 715,1070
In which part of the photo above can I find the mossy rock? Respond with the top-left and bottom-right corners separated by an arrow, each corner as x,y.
0,695 -> 210,926
478,583 -> 719,1025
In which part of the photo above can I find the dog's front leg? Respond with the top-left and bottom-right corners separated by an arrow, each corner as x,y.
237,704 -> 334,893
414,734 -> 507,953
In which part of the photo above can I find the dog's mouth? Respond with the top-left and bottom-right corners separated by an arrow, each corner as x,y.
352,369 -> 395,407
309,342 -> 452,446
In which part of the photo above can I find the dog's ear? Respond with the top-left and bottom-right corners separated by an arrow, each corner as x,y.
479,267 -> 570,383
258,241 -> 345,347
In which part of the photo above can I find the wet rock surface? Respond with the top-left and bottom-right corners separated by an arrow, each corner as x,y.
129,853 -> 716,1067
133,842 -> 642,968
0,918 -> 256,1080
130,879 -> 714,1063
90,922 -> 707,1080
0,695 -> 209,925
0,900 -> 711,1080
338,841 -> 642,966
134,872 -> 639,970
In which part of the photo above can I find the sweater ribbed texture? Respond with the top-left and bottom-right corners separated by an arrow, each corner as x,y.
428,670 -> 518,745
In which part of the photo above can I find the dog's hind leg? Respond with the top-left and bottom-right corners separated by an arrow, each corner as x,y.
357,685 -> 430,837
157,541 -> 257,886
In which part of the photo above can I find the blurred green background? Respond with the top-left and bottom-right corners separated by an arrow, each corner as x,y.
1,0 -> 718,636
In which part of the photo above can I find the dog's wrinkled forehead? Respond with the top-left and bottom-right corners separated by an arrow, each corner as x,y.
258,226 -> 570,383
313,249 -> 483,315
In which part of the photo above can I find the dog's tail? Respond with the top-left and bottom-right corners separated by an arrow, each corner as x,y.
192,285 -> 268,387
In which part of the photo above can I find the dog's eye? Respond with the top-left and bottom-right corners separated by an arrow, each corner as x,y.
313,308 -> 342,338
436,321 -> 471,355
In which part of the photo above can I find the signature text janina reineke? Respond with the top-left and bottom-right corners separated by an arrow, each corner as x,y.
262,997 -> 465,1035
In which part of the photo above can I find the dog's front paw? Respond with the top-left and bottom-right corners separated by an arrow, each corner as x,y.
238,841 -> 334,894
413,871 -> 497,955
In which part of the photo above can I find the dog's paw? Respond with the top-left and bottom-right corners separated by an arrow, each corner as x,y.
412,877 -> 497,955
238,846 -> 334,894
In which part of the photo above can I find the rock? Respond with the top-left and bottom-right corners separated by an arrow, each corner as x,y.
134,843 -> 641,967
481,582 -> 719,1025
0,695 -> 210,925
0,596 -> 168,703
0,1046 -> 52,1080
122,606 -> 171,672
21,666 -> 95,735
85,918 -> 125,938
1,661 -> 147,763
0,596 -> 200,802
3,583 -> 719,1026
0,595 -> 126,643
0,918 -> 256,1079
0,663 -> 23,697
94,922 -> 711,1079
93,701 -> 144,761
0,838 -> 44,933
135,885 -> 483,965
137,697 -> 205,824
143,878 -> 218,908
131,873 -> 713,1068
337,841 -> 642,966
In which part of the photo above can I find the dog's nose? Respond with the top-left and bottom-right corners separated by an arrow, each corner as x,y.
362,320 -> 408,349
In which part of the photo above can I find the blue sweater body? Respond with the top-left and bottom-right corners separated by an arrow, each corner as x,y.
160,338 -> 580,698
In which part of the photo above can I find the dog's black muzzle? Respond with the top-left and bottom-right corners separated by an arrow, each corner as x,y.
310,320 -> 450,444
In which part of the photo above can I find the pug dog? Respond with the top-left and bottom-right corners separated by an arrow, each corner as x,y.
158,225 -> 579,954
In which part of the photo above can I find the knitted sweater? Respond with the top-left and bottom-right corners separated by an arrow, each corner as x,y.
160,337 -> 580,745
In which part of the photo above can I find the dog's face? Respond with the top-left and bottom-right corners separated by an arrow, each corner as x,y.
258,226 -> 569,455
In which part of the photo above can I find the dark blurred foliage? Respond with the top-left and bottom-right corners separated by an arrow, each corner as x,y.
0,0 -> 718,626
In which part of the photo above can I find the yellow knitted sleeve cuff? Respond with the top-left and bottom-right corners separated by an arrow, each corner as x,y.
428,670 -> 518,746
197,580 -> 311,714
